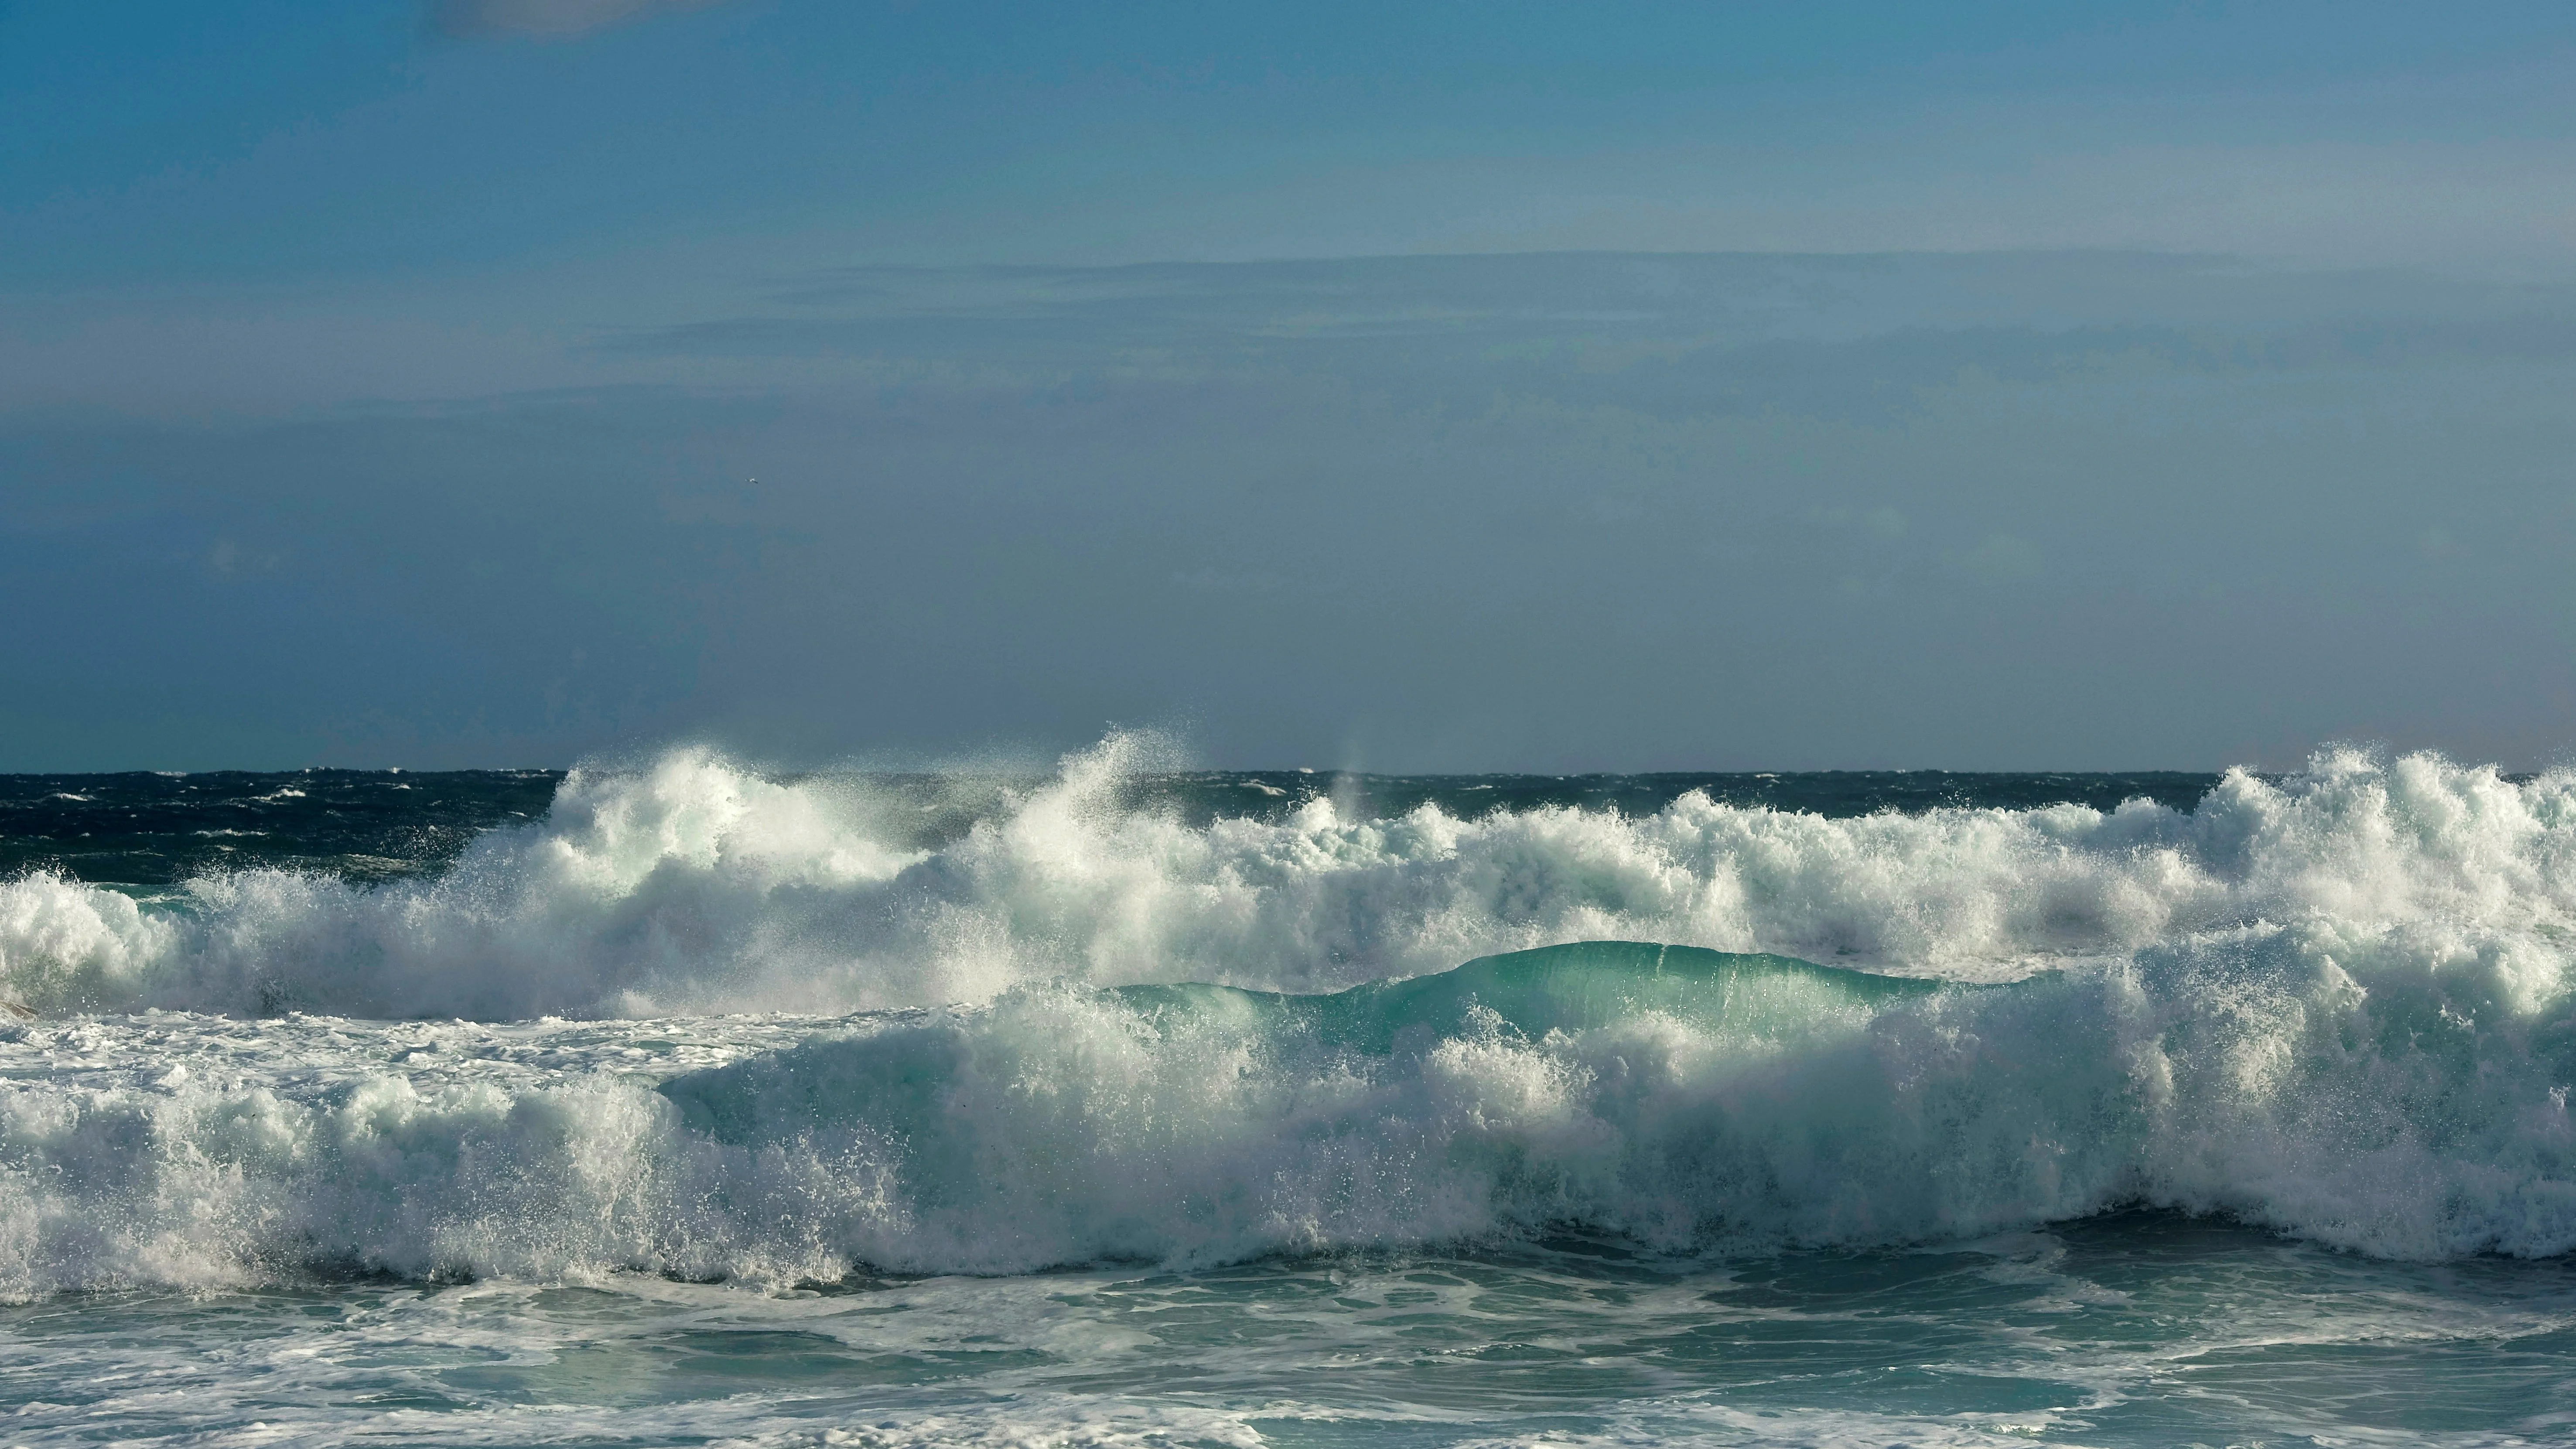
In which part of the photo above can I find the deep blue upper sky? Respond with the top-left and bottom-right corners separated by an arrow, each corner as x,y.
12,2 -> 2576,285
5,2 -> 2576,770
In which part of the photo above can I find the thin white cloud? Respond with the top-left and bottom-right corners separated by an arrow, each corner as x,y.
423,0 -> 733,38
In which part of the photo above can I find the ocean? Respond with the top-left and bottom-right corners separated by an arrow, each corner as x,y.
1,738 -> 2571,1446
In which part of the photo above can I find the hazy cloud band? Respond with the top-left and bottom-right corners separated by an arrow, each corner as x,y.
423,0 -> 733,38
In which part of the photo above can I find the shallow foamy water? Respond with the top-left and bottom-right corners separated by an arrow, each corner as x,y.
4,1219 -> 2570,1447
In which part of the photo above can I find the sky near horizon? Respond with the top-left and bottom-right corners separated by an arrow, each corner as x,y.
5,2 -> 2576,772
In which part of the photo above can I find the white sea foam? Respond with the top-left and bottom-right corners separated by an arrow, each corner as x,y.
0,742 -> 2573,1291
5,737 -> 2573,1020
0,917 -> 2568,1296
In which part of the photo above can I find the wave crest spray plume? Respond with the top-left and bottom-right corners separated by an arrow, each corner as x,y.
3,741 -> 2576,1022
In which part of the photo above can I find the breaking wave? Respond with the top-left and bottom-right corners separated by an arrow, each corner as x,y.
3,740 -> 2576,1290
4,736 -> 2573,1019
1,935 -> 2573,1297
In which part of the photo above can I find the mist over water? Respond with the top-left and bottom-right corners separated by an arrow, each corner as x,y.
3,734 -> 2558,1020
3,739 -> 2574,1444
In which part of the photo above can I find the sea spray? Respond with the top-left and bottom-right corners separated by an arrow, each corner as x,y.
2,743 -> 2574,1293
0,932 -> 2572,1296
4,741 -> 2574,1021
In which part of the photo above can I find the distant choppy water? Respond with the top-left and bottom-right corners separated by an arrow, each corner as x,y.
0,764 -> 2214,889
3,740 -> 2574,1446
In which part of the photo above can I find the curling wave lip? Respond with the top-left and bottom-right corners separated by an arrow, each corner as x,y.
1,928 -> 2573,1296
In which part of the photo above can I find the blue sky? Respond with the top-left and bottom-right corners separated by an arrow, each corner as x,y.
11,1 -> 2575,287
5,3 -> 2576,769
